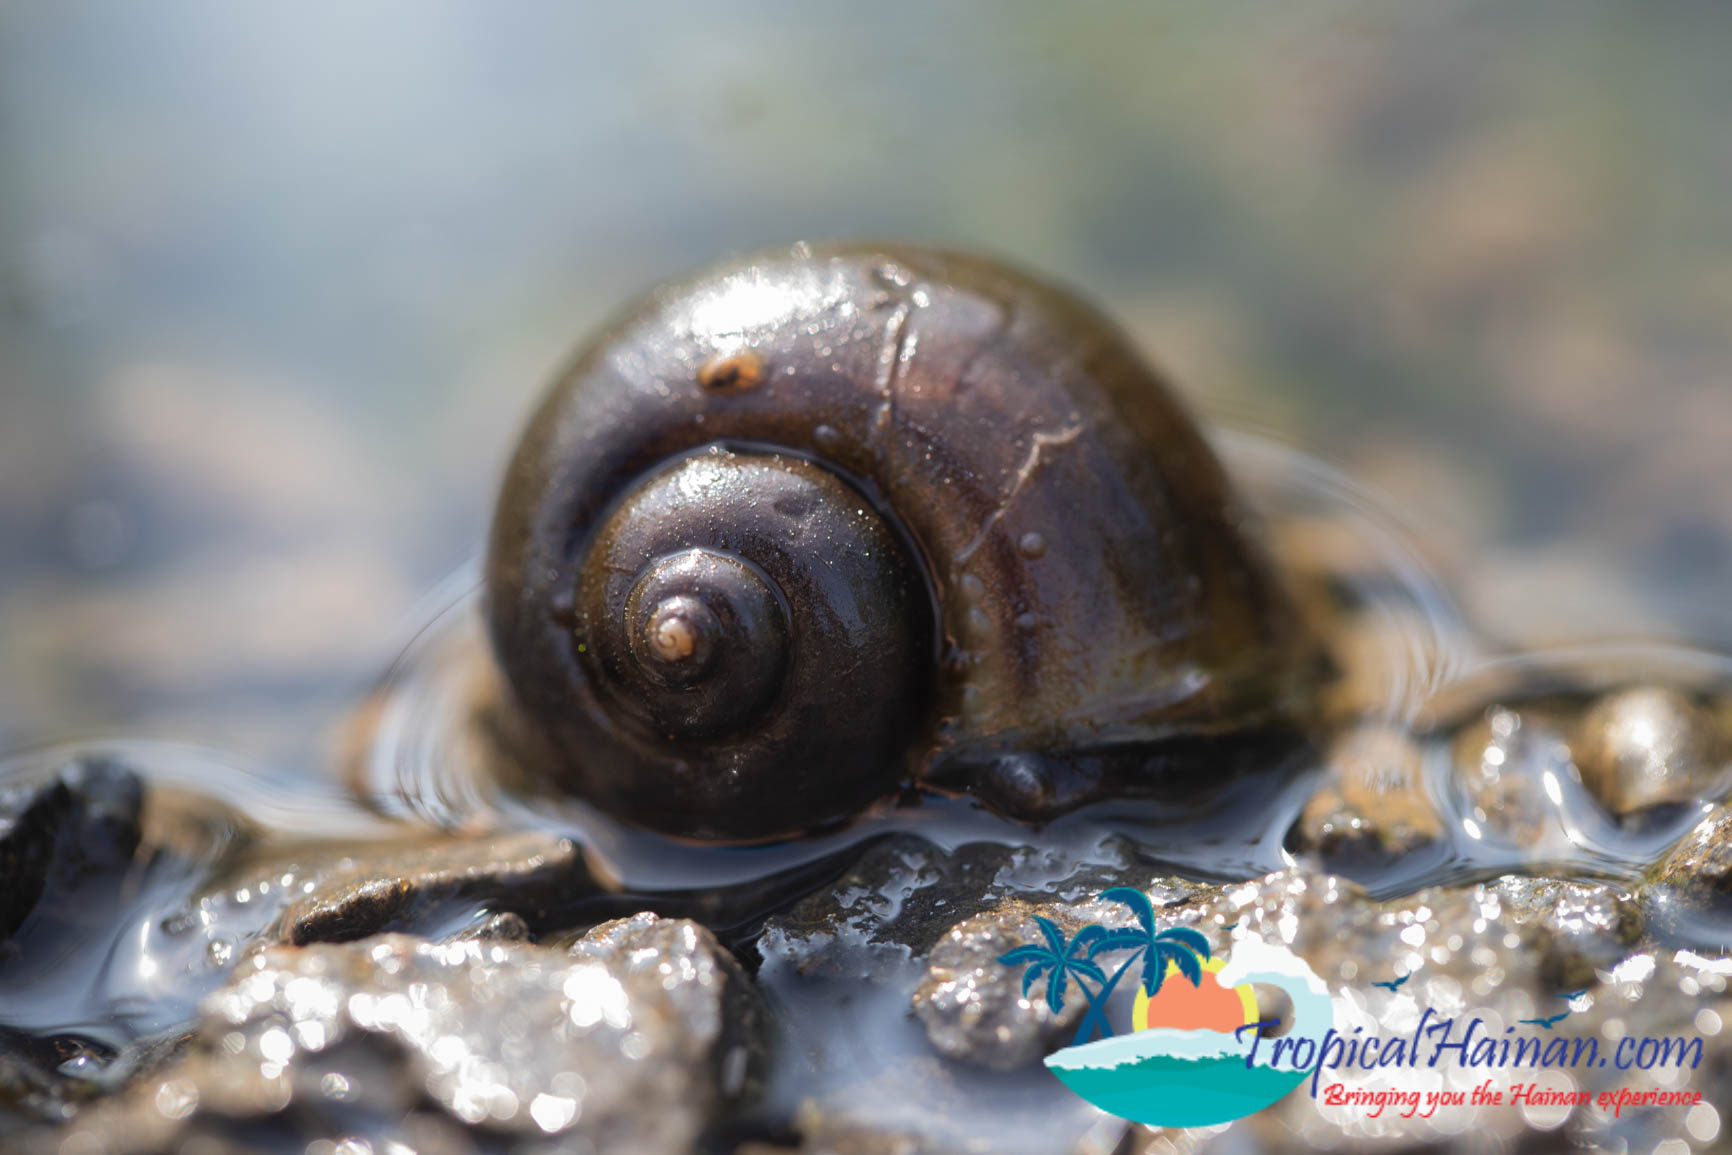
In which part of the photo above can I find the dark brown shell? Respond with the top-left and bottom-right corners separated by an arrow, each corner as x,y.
486,243 -> 1314,839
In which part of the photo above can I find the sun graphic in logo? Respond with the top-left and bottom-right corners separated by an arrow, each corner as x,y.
1131,954 -> 1261,1034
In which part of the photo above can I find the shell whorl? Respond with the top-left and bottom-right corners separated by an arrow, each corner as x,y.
486,244 -> 1310,838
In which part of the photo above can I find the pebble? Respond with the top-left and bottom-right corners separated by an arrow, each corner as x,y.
1291,725 -> 1440,872
1647,804 -> 1732,923
447,910 -> 533,943
911,901 -> 1090,1070
27,915 -> 761,1155
1575,685 -> 1728,815
1489,875 -> 1643,991
270,830 -> 589,946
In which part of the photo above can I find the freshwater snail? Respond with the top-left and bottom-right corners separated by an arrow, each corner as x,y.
486,244 -> 1316,841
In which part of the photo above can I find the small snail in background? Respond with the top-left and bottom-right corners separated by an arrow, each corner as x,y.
486,243 -> 1316,841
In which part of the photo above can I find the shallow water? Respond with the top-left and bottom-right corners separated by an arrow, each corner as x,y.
7,426 -> 1731,1150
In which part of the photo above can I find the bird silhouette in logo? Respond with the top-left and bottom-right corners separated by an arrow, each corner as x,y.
1518,1012 -> 1571,1030
1371,973 -> 1411,993
1557,989 -> 1588,1003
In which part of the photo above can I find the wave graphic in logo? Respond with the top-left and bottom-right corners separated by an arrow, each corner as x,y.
999,892 -> 1334,1129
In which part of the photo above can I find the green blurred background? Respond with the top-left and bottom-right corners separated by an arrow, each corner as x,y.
4,2 -> 1732,768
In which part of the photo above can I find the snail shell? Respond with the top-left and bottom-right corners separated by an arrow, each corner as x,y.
486,244 -> 1312,841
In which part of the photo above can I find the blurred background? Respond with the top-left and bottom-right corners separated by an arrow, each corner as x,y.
4,1 -> 1732,772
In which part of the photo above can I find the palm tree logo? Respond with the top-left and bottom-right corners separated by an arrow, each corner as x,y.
998,886 -> 1212,1047
997,916 -> 1108,1034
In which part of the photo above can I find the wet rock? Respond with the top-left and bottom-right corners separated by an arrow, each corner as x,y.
1215,868 -> 1712,1153
735,1105 -> 1121,1155
762,834 -> 1160,960
740,1108 -> 1141,1155
1291,726 -> 1440,873
1450,706 -> 1584,848
1489,876 -> 1644,991
911,902 -> 1089,1070
0,757 -> 143,942
1575,685 -> 1728,816
0,1045 -> 104,1131
1549,949 -> 1732,1153
0,757 -> 199,1122
1221,868 -> 1639,1003
131,830 -> 596,1041
448,910 -> 533,943
270,830 -> 590,945
32,915 -> 761,1154
1114,1129 -> 1218,1155
254,826 -> 822,952
735,1114 -> 946,1155
757,835 -> 1196,1154
24,1032 -> 486,1155
570,910 -> 766,1111
1647,804 -> 1732,927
